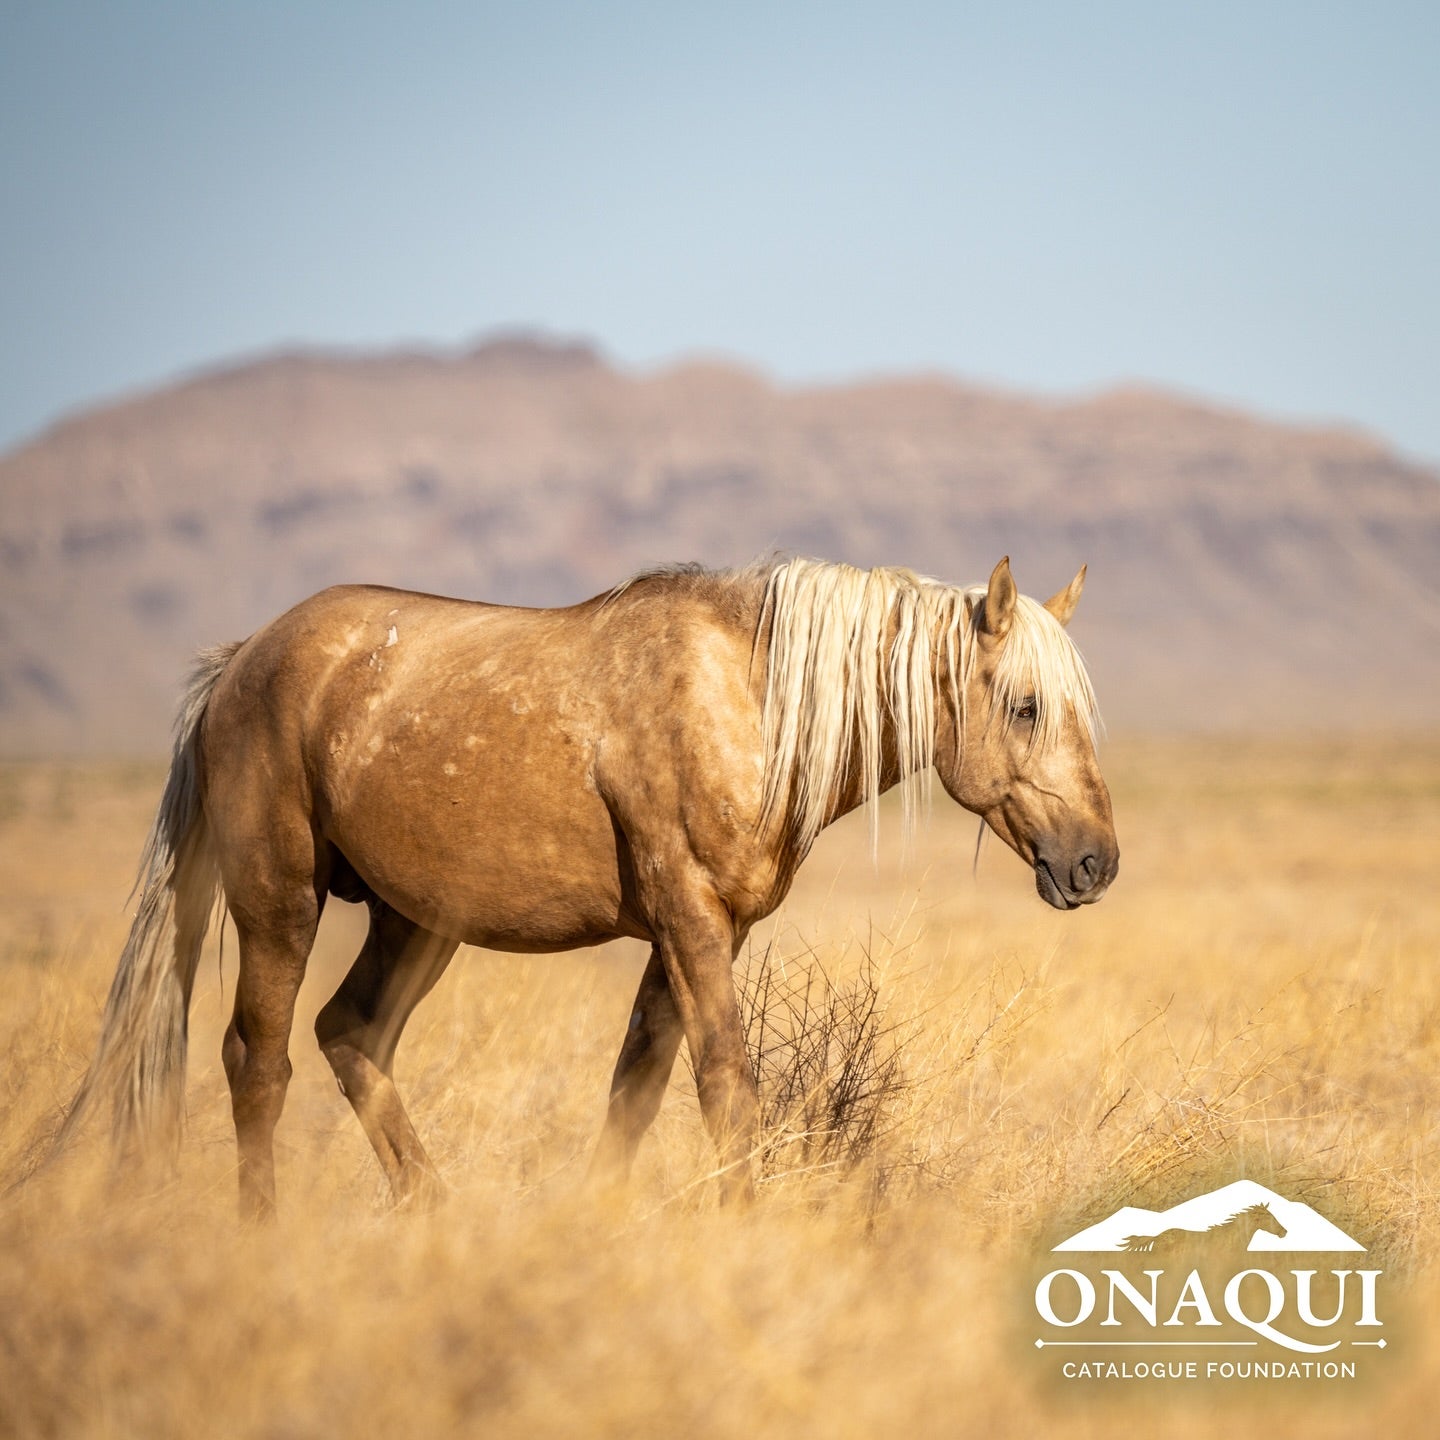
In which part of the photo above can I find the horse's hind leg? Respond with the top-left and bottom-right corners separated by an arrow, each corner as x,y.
314,900 -> 458,1207
222,898 -> 322,1222
590,944 -> 684,1187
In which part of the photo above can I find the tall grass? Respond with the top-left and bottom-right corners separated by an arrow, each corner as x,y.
0,740 -> 1437,1437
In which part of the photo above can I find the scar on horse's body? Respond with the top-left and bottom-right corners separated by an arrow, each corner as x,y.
61,556 -> 1118,1218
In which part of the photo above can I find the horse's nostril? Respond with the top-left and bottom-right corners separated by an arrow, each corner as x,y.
1073,854 -> 1099,891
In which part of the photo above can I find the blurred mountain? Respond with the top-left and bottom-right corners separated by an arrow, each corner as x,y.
2,333 -> 1438,755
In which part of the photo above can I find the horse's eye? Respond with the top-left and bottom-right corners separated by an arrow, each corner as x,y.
1012,698 -> 1037,723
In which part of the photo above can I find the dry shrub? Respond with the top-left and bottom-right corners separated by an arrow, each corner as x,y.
730,926 -> 1060,1215
736,931 -> 914,1184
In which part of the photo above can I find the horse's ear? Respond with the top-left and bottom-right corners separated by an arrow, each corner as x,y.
1044,564 -> 1086,628
978,556 -> 1017,639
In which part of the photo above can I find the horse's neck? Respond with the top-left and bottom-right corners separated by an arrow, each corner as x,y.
811,690 -> 929,832
760,591 -> 958,850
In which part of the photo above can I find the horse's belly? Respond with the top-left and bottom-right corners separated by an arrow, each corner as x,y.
319,734 -> 636,951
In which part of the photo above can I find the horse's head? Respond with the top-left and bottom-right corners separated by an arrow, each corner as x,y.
936,557 -> 1119,910
1249,1203 -> 1288,1239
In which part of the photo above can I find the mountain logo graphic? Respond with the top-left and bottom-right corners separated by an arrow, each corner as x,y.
1053,1179 -> 1365,1253
1029,1179 -> 1386,1373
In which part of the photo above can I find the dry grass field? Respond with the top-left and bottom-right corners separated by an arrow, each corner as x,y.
1,736 -> 1437,1438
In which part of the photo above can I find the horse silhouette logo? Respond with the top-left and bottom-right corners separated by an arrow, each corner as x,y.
1052,1179 -> 1365,1253
1119,1201 -> 1287,1255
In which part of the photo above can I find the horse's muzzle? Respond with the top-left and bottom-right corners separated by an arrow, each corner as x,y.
1034,850 -> 1118,910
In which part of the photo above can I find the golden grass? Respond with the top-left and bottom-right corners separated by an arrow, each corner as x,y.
1,737 -> 1437,1438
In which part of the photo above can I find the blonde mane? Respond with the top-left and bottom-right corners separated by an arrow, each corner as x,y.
756,558 -> 1099,855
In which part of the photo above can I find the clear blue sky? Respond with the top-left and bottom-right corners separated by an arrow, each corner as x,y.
2,2 -> 1437,462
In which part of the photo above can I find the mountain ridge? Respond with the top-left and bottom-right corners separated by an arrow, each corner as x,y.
2,333 -> 1438,756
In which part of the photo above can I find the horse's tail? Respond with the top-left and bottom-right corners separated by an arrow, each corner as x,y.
56,642 -> 242,1163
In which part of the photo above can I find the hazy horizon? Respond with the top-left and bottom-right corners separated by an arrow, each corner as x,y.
3,3 -> 1438,464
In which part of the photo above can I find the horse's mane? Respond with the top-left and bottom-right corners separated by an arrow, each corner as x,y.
604,556 -> 1099,856
1211,1203 -> 1273,1230
754,557 -> 1100,855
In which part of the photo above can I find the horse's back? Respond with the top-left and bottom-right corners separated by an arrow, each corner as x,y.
198,579 -> 770,946
201,583 -> 519,795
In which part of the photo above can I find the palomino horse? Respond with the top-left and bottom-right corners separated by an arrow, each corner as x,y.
67,556 -> 1118,1216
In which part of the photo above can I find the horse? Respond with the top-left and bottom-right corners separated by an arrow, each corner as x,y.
1121,1203 -> 1289,1255
62,554 -> 1118,1217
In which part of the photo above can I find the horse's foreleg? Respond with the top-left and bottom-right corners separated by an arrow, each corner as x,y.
314,902 -> 458,1208
654,896 -> 757,1206
590,944 -> 684,1187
